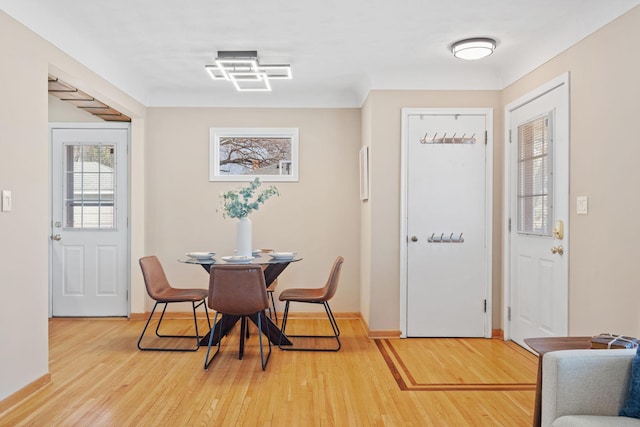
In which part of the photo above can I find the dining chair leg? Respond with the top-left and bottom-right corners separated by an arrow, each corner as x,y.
278,300 -> 341,352
204,312 -> 223,370
154,300 -> 210,340
202,302 -> 212,330
239,315 -> 247,360
277,300 -> 291,349
258,311 -> 272,370
137,301 -> 161,351
268,292 -> 278,325
138,300 -> 208,352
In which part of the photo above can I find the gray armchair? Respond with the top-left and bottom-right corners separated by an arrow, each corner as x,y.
542,349 -> 640,426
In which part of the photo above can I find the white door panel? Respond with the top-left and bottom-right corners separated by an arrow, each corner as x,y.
51,126 -> 129,317
508,77 -> 569,347
405,112 -> 490,337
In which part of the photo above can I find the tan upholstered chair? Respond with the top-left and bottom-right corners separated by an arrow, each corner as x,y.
137,256 -> 210,351
278,256 -> 344,351
204,264 -> 272,370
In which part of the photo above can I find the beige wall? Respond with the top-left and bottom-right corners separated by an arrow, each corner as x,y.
361,91 -> 503,332
48,95 -> 102,122
0,11 -> 145,402
144,108 -> 362,314
502,5 -> 640,336
359,99 -> 373,326
4,2 -> 640,406
0,10 -> 50,403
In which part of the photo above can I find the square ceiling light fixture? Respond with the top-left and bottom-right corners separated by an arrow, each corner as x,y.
451,38 -> 496,60
205,51 -> 292,91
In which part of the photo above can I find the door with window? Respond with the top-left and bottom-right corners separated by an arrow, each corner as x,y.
50,125 -> 129,316
507,76 -> 569,347
404,110 -> 492,337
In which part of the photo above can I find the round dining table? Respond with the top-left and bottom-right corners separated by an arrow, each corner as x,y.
179,254 -> 302,348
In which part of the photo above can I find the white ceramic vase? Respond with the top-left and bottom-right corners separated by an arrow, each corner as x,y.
236,216 -> 252,257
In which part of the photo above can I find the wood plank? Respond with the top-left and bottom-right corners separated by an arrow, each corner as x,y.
48,75 -> 130,122
48,80 -> 76,92
50,89 -> 93,101
80,106 -> 122,116
0,318 -> 536,425
67,99 -> 108,109
96,114 -> 131,122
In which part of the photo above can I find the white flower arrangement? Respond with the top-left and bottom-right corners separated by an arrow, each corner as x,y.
219,178 -> 279,219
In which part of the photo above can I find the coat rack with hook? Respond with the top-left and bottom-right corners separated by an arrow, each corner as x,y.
427,232 -> 464,243
419,132 -> 476,144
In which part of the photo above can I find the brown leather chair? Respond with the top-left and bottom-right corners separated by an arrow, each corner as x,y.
278,256 -> 344,351
204,264 -> 272,370
137,256 -> 210,351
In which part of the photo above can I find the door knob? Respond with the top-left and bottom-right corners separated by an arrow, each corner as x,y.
410,236 -> 418,242
51,234 -> 62,241
551,245 -> 564,255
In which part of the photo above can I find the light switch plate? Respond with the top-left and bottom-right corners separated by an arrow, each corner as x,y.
576,196 -> 588,215
1,190 -> 11,212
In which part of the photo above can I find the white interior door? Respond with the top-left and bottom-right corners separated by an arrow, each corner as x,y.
50,125 -> 129,317
404,110 -> 492,337
507,76 -> 569,347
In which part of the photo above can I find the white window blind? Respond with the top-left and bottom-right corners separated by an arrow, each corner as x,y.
517,114 -> 553,235
64,144 -> 116,229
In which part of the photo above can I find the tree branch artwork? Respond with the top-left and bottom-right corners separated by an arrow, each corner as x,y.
210,128 -> 299,182
219,137 -> 291,175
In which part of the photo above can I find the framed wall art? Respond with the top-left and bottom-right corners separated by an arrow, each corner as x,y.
210,127 -> 299,182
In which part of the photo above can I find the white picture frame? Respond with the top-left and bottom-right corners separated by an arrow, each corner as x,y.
359,146 -> 369,201
209,127 -> 299,182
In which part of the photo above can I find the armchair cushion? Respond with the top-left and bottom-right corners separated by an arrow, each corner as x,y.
541,349 -> 638,427
554,415 -> 640,426
620,346 -> 640,418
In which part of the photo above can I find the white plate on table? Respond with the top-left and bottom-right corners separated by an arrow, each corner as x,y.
186,251 -> 215,260
221,255 -> 255,264
269,252 -> 296,260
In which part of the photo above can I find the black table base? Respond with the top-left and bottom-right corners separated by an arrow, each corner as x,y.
199,312 -> 291,347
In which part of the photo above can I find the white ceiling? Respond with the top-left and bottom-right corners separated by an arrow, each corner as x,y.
2,0 -> 639,108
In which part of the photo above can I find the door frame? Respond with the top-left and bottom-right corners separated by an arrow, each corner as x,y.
502,72 -> 570,341
48,122 -> 131,317
399,108 -> 494,338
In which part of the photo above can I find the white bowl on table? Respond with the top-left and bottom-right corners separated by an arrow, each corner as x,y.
186,251 -> 216,260
268,252 -> 296,260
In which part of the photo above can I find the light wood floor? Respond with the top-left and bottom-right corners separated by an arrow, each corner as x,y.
0,316 -> 538,426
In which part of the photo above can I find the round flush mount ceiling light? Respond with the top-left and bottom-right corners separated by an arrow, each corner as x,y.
451,38 -> 496,60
